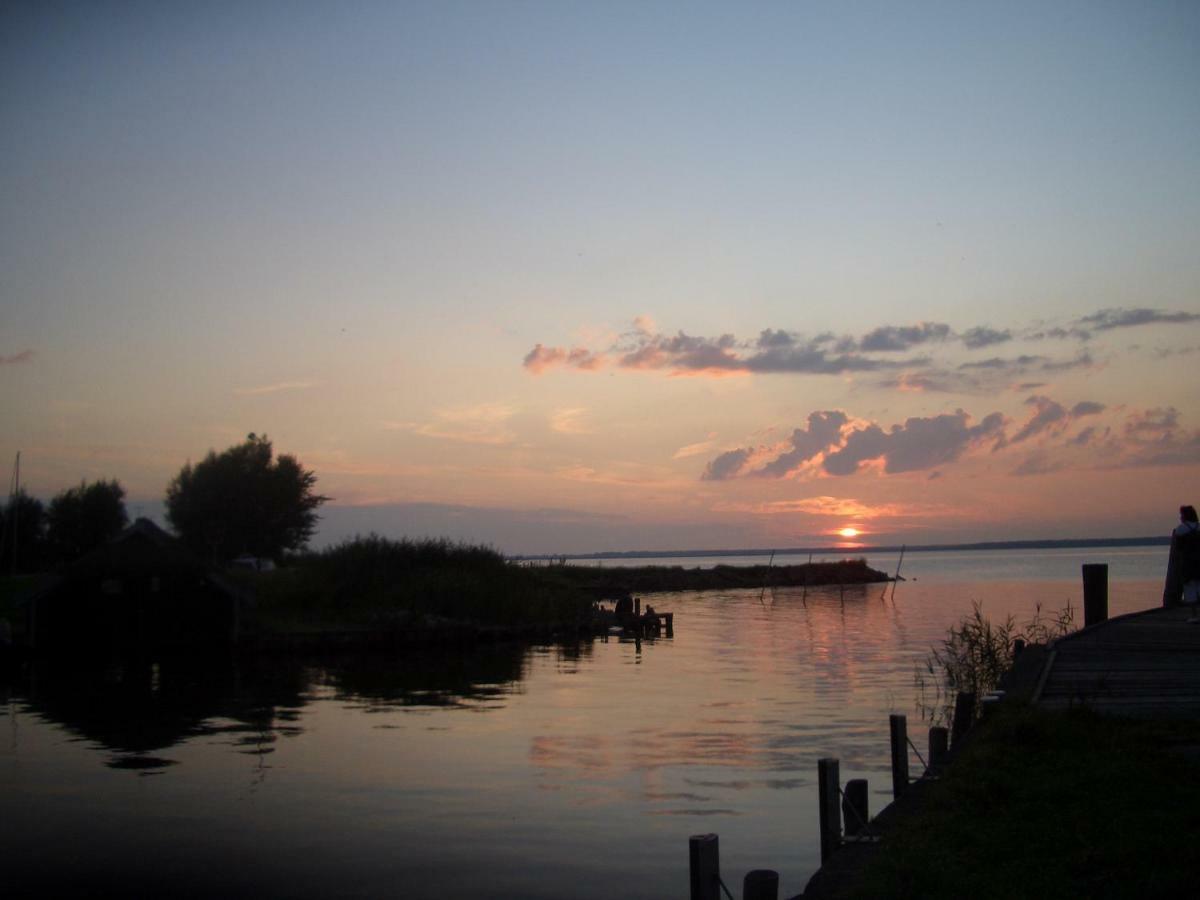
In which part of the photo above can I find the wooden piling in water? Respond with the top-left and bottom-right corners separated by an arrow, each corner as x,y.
817,757 -> 841,863
890,544 -> 906,601
743,869 -> 779,900
688,833 -> 721,900
1082,563 -> 1108,627
889,714 -> 909,799
842,778 -> 869,836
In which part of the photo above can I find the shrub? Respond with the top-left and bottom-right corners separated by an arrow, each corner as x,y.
915,601 -> 1074,728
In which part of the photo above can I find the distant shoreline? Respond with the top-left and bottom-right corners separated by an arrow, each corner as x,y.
512,535 -> 1170,562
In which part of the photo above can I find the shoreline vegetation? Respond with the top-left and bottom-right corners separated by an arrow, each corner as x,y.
1,533 -> 889,656
238,535 -> 890,646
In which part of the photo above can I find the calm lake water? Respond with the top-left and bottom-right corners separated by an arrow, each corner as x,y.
0,547 -> 1168,898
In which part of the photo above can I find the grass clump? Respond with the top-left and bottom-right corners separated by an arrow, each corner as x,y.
849,705 -> 1200,899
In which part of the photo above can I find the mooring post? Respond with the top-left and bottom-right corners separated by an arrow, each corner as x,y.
889,714 -> 909,799
842,778 -> 869,836
689,833 -> 720,900
743,869 -> 779,900
951,691 -> 975,749
1082,564 -> 1109,627
1012,637 -> 1026,659
980,691 -> 1003,720
928,726 -> 949,774
635,597 -> 642,617
817,757 -> 841,863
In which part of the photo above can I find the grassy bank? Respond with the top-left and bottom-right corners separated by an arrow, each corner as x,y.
848,704 -> 1200,899
524,557 -> 887,597
245,535 -> 596,632
241,538 -> 888,634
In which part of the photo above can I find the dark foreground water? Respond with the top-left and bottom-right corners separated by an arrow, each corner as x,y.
0,547 -> 1167,898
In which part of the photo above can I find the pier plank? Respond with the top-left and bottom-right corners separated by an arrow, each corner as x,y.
1036,607 -> 1200,717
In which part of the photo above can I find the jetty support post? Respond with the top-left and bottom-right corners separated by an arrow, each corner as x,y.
842,778 -> 869,836
688,833 -> 720,900
889,714 -> 909,799
928,726 -> 949,774
951,691 -> 976,749
743,869 -> 779,900
1082,564 -> 1109,627
817,757 -> 841,863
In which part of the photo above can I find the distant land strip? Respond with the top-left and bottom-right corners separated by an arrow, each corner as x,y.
512,536 -> 1170,562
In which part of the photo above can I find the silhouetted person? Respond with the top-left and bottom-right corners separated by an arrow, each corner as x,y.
1163,505 -> 1200,621
614,594 -> 633,624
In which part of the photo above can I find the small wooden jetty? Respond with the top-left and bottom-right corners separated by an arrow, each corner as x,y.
605,595 -> 674,637
1034,604 -> 1200,716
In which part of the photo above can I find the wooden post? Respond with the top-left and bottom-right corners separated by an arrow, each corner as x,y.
928,726 -> 949,774
665,612 -> 674,636
950,691 -> 975,749
980,692 -> 1002,720
1012,638 -> 1026,659
842,778 -> 869,836
889,714 -> 909,799
635,597 -> 642,617
817,757 -> 841,863
689,833 -> 720,900
743,870 -> 779,900
1082,564 -> 1108,627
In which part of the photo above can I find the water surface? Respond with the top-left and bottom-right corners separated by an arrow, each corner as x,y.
0,547 -> 1168,898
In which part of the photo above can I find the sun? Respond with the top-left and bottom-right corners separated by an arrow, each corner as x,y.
838,527 -> 860,539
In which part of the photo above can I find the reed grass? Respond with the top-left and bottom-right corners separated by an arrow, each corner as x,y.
247,534 -> 593,629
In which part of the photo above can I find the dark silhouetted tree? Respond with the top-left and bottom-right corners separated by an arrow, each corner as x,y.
165,434 -> 327,561
0,490 -> 48,573
46,479 -> 128,564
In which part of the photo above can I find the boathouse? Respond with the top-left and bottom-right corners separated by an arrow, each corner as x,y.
23,518 -> 250,652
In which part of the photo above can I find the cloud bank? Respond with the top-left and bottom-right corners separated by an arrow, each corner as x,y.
524,306 -> 1194,385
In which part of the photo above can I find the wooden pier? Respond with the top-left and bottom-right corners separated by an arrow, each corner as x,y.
1034,603 -> 1200,716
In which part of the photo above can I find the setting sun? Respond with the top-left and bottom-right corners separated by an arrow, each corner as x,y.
838,527 -> 860,539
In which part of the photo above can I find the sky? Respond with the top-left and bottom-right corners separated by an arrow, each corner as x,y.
2,1 -> 1198,555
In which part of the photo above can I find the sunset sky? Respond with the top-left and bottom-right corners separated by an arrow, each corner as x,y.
3,2 -> 1198,554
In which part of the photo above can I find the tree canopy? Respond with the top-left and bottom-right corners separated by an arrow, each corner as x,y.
0,490 -> 47,574
46,479 -> 128,564
165,434 -> 327,561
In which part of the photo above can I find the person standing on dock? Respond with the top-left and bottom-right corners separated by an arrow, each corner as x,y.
1164,505 -> 1200,621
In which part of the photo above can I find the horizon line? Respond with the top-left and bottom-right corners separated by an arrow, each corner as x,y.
512,535 -> 1170,561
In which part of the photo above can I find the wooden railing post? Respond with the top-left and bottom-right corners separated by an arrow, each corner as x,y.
689,833 -> 720,900
889,714 -> 909,799
1083,564 -> 1109,627
928,726 -> 949,774
817,757 -> 841,863
743,869 -> 779,900
951,691 -> 975,749
842,778 -> 869,836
